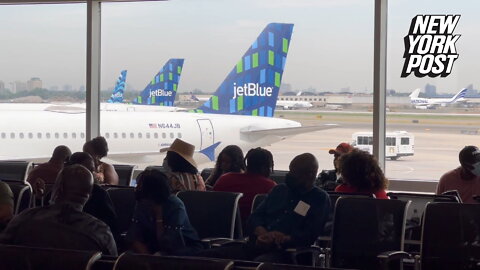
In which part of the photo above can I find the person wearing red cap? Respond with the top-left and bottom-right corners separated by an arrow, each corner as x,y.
317,142 -> 354,191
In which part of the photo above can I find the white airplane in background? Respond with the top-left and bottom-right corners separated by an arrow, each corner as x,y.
277,100 -> 313,110
0,23 -> 337,165
409,88 -> 468,109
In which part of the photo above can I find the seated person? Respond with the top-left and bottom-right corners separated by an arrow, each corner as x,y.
199,153 -> 331,264
335,149 -> 389,199
83,137 -> 119,185
0,181 -> 14,232
0,165 -> 117,256
66,152 -> 119,241
205,145 -> 245,188
436,145 -> 480,203
161,139 -> 205,193
213,147 -> 276,226
127,169 -> 202,255
27,145 -> 71,196
317,142 -> 353,191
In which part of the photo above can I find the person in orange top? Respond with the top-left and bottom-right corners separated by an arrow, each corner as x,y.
335,149 -> 389,199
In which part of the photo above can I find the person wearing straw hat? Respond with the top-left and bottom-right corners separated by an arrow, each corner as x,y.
161,139 -> 206,193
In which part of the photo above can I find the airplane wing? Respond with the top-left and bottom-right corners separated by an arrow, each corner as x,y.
240,124 -> 338,137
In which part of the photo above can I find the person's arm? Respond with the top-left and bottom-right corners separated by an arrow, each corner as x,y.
102,163 -> 119,185
288,193 -> 331,248
196,174 -> 206,191
436,173 -> 447,195
247,187 -> 277,235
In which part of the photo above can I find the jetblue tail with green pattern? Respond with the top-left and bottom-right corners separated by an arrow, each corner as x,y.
191,23 -> 293,116
133,59 -> 184,106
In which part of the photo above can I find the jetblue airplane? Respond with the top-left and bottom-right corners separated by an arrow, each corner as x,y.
410,88 -> 468,109
0,23 -> 336,165
107,70 -> 127,103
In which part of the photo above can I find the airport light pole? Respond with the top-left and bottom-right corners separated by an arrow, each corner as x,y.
373,0 -> 388,171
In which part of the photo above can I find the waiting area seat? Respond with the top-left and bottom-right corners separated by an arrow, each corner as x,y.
1,179 -> 32,214
103,186 -> 136,237
0,160 -> 33,182
0,244 -> 101,270
177,190 -> 243,243
112,164 -> 137,187
113,253 -> 234,270
380,202 -> 480,270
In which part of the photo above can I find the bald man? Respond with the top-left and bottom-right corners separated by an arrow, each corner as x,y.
27,145 -> 72,197
0,165 -> 117,256
200,153 -> 331,263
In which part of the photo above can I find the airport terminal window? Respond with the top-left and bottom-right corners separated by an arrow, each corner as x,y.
386,1 -> 479,181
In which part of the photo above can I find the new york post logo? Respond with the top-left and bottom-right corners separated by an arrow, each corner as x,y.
401,15 -> 461,78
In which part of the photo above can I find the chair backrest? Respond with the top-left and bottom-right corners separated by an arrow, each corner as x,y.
177,190 -> 243,239
269,170 -> 288,184
113,253 -> 234,270
330,197 -> 410,270
104,186 -> 136,235
387,192 -> 459,229
421,203 -> 480,270
251,194 -> 267,213
259,263 -> 356,270
112,164 -> 137,186
0,161 -> 33,182
91,255 -> 117,270
3,180 -> 32,214
0,244 -> 101,270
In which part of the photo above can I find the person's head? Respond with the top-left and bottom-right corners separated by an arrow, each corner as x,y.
286,153 -> 319,193
244,148 -> 274,177
328,142 -> 353,170
163,139 -> 198,174
216,145 -> 245,173
90,136 -> 109,159
459,146 -> 480,177
50,165 -> 94,208
337,149 -> 387,192
0,181 -> 14,230
135,169 -> 171,205
67,152 -> 96,174
50,145 -> 72,164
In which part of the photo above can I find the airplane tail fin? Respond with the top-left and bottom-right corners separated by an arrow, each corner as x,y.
133,59 -> 184,106
450,88 -> 468,102
409,89 -> 420,99
191,23 -> 294,116
107,70 -> 127,103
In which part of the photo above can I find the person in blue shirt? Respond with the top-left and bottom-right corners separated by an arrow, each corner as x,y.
127,169 -> 202,255
199,153 -> 331,264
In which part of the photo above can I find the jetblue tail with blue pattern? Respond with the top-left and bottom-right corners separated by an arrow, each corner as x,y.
191,23 -> 294,117
133,59 -> 184,106
107,70 -> 127,103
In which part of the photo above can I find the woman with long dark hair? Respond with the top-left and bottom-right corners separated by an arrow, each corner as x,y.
205,145 -> 245,188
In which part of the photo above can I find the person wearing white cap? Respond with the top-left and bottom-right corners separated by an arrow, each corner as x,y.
161,139 -> 206,193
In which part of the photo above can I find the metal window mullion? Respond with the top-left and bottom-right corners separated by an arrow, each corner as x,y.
86,0 -> 101,141
373,0 -> 388,170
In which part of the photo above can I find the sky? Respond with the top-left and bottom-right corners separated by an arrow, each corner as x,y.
0,0 -> 479,94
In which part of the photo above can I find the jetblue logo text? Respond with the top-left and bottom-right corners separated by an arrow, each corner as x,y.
149,89 -> 172,98
233,83 -> 273,99
401,15 -> 461,78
